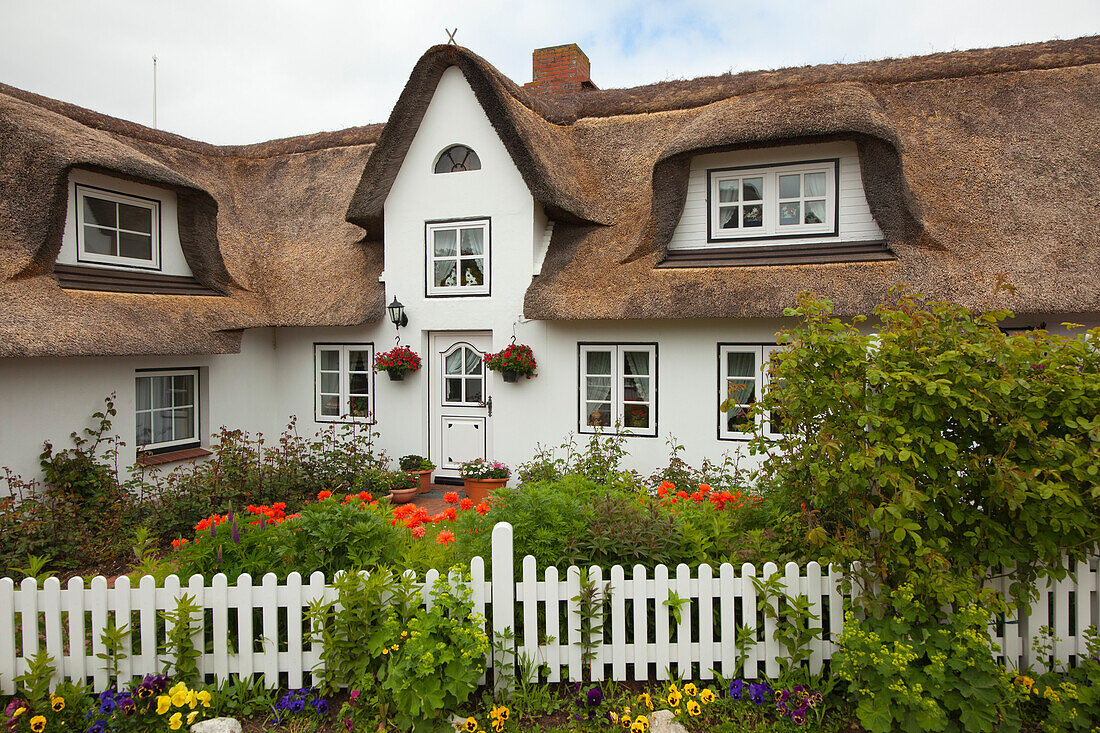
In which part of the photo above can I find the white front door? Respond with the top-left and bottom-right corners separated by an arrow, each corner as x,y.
429,332 -> 493,481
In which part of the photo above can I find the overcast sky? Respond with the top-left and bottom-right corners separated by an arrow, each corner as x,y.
1,0 -> 1097,145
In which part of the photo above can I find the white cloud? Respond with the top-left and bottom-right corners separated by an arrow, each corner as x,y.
0,0 -> 1096,144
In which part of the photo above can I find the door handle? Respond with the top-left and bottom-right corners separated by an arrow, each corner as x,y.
478,395 -> 493,417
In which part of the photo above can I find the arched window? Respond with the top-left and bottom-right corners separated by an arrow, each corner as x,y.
434,145 -> 481,174
442,343 -> 485,404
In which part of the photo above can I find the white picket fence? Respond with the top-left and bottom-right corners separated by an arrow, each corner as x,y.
1,522 -> 1097,694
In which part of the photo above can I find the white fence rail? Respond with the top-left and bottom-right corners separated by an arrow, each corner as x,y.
2,523 -> 1097,694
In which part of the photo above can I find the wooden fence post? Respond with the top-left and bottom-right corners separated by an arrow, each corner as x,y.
491,522 -> 515,691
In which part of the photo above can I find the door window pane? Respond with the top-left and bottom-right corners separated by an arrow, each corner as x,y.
446,378 -> 463,402
463,348 -> 483,375
466,378 -> 483,404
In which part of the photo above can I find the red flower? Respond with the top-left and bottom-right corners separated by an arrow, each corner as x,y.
411,526 -> 426,539
443,491 -> 460,505
476,502 -> 490,515
459,498 -> 474,511
436,530 -> 455,544
317,490 -> 332,500
358,491 -> 370,501
443,507 -> 457,521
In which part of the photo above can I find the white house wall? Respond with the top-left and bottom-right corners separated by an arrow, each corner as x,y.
667,141 -> 885,250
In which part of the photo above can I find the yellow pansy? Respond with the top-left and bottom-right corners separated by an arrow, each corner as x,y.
187,711 -> 199,725
686,699 -> 701,717
169,683 -> 190,708
169,712 -> 183,730
637,693 -> 652,710
156,696 -> 172,715
666,690 -> 682,707
196,690 -> 212,708
29,716 -> 46,733
699,689 -> 715,705
463,717 -> 478,732
187,690 -> 198,709
684,683 -> 697,696
50,696 -> 65,712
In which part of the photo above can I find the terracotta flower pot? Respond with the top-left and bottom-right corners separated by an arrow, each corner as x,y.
463,477 -> 507,503
388,487 -> 418,504
405,469 -> 433,494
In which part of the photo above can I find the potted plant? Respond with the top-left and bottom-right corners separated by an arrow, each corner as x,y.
374,345 -> 422,381
484,344 -> 537,383
460,458 -> 510,502
360,468 -> 417,504
399,454 -> 436,494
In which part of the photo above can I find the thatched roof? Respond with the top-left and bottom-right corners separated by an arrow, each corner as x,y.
0,83 -> 384,357
3,36 -> 1098,357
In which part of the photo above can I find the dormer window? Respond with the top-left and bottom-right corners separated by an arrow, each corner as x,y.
707,159 -> 838,242
76,185 -> 160,269
434,145 -> 481,173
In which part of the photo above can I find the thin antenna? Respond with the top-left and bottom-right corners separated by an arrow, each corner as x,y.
445,28 -> 458,45
152,55 -> 158,129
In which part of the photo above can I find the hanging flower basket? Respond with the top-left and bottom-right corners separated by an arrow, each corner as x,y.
483,344 -> 537,381
374,345 -> 422,380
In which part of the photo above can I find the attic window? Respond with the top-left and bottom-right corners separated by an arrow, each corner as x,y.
75,185 -> 160,269
708,160 -> 838,242
434,145 -> 481,173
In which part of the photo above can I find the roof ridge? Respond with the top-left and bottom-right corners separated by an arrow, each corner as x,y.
0,82 -> 384,158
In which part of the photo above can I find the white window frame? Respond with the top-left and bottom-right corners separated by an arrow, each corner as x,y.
314,344 -> 375,423
75,184 -> 161,269
425,219 -> 490,297
708,160 -> 837,242
718,344 -> 787,440
135,369 -> 199,451
578,344 -> 657,437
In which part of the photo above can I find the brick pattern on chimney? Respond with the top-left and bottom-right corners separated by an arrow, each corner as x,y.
523,44 -> 596,96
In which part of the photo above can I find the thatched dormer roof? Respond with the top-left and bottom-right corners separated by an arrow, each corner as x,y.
2,36 -> 1098,357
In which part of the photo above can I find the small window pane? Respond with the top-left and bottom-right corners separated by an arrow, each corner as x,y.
460,228 -> 484,255
463,348 -> 483,375
623,376 -> 650,402
348,350 -> 370,372
349,373 -> 370,394
154,410 -> 173,444
779,174 -> 801,199
624,404 -> 650,429
172,375 -> 194,407
718,180 -> 739,203
727,352 -> 755,377
118,203 -> 152,233
805,200 -> 826,224
446,378 -> 463,402
719,206 -> 738,229
320,395 -> 340,416
623,352 -> 649,376
152,377 -> 172,409
742,178 -> 763,201
349,396 -> 371,417
136,413 -> 152,445
586,403 -> 611,427
118,232 -> 152,260
434,261 -> 457,288
743,204 -> 763,228
586,377 -> 611,401
805,172 -> 827,197
136,377 -> 151,411
460,259 -> 484,286
83,197 -> 116,227
726,379 -> 756,406
779,202 -> 801,226
445,351 -> 463,375
433,229 -> 457,257
319,350 -> 339,371
173,408 -> 195,440
466,378 -> 483,404
726,405 -> 752,431
83,226 -> 117,256
321,373 -> 340,394
586,350 -> 612,375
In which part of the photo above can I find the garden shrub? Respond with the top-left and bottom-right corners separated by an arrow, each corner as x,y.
751,288 -> 1100,732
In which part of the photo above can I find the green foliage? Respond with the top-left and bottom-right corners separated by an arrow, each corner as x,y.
13,650 -> 55,707
1015,626 -> 1100,732
834,584 -> 1018,733
399,454 -> 435,471
515,428 -> 643,490
752,570 -> 824,689
209,674 -> 274,720
96,618 -> 131,686
572,569 -> 609,680
753,290 -> 1100,612
161,593 -> 202,682
383,575 -> 489,732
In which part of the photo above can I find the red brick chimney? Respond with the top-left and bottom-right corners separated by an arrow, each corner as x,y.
523,44 -> 597,96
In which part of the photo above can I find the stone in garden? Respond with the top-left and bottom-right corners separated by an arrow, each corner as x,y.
649,709 -> 688,733
191,718 -> 242,733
